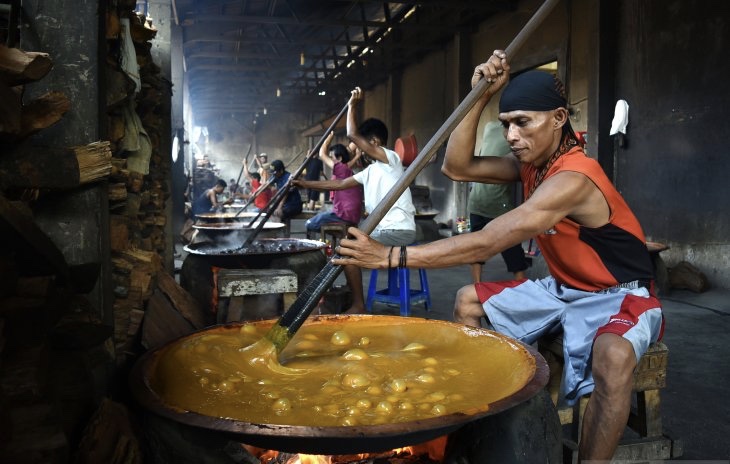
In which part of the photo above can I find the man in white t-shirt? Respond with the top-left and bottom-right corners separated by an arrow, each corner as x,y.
294,87 -> 416,313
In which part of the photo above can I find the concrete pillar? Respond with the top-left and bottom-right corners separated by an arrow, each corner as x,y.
148,0 -> 175,272
20,0 -> 111,323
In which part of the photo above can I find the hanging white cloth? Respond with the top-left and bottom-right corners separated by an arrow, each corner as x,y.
119,18 -> 141,93
609,99 -> 629,135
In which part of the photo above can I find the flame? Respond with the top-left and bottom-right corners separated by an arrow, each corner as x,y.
242,435 -> 447,463
296,455 -> 332,464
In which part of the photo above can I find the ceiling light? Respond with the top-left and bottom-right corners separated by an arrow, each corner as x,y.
263,107 -> 267,115
300,52 -> 305,66
276,87 -> 281,97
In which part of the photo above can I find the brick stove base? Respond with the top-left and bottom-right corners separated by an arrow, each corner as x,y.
138,391 -> 561,464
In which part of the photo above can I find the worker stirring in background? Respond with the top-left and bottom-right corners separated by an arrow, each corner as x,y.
239,158 -> 273,212
468,120 -> 528,282
304,152 -> 326,210
333,50 -> 663,462
295,131 -> 363,239
296,86 -> 415,314
182,178 -> 233,243
269,159 -> 303,222
191,178 -> 232,216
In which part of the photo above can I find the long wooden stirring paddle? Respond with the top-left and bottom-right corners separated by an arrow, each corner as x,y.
234,143 -> 253,193
264,0 -> 562,353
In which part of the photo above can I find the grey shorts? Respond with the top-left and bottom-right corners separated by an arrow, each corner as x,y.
475,276 -> 664,405
370,228 -> 416,246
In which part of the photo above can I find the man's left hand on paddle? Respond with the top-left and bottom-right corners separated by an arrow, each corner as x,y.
332,228 -> 388,269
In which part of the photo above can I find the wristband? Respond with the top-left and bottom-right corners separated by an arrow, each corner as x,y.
399,245 -> 407,268
387,246 -> 395,270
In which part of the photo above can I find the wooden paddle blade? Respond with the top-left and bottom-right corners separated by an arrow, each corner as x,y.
266,259 -> 343,352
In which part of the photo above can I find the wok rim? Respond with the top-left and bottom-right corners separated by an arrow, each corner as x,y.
182,238 -> 327,256
129,314 -> 550,454
192,222 -> 286,231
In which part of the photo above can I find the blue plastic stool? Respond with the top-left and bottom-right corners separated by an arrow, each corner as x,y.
365,266 -> 431,316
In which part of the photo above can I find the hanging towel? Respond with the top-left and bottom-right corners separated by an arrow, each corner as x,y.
119,18 -> 141,93
609,99 -> 629,135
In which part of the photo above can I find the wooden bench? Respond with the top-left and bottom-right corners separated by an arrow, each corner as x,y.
216,269 -> 297,323
538,337 -> 683,462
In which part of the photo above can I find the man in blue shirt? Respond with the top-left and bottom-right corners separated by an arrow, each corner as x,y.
270,159 -> 302,221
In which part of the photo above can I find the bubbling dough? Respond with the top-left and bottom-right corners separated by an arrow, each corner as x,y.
150,318 -> 535,427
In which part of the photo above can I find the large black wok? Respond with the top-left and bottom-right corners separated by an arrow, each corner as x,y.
129,314 -> 549,455
191,221 -> 286,242
180,239 -> 327,320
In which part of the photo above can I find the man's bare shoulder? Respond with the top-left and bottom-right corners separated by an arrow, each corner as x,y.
532,171 -> 609,227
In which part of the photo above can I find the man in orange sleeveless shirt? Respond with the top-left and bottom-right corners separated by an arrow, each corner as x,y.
334,50 -> 664,461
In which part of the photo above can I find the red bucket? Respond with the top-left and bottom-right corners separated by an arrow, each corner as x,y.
394,134 -> 418,166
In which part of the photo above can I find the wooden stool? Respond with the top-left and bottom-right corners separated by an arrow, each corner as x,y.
646,241 -> 670,295
216,269 -> 297,323
320,222 -> 350,250
538,337 -> 683,462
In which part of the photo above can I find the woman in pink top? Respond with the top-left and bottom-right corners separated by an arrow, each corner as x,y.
295,132 -> 363,233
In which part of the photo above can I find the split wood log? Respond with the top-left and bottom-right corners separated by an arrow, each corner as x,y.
0,194 -> 70,283
0,84 -> 22,136
75,141 -> 113,184
0,141 -> 111,189
49,298 -> 113,349
108,113 -> 125,141
130,14 -> 157,43
0,44 -> 53,86
128,171 -> 144,192
118,247 -> 162,272
75,398 -> 142,464
156,271 -> 206,329
127,308 -> 145,336
111,157 -> 127,170
16,276 -> 55,298
110,215 -> 130,252
142,214 -> 166,227
108,182 -> 128,202
111,256 -> 135,275
106,67 -> 135,109
17,91 -> 70,140
141,289 -> 195,351
139,237 -> 153,251
106,10 -> 121,39
130,267 -> 155,298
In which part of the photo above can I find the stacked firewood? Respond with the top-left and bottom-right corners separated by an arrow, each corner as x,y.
0,39 -> 116,462
105,0 -> 172,364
